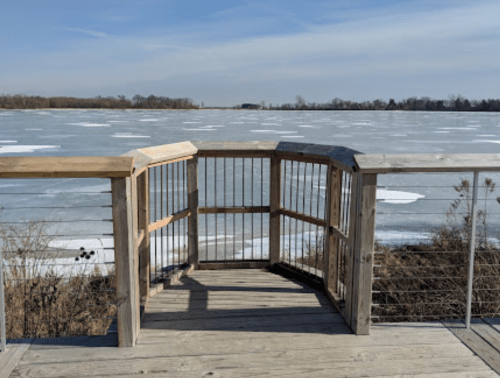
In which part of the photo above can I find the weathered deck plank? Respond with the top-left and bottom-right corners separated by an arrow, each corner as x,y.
6,269 -> 500,378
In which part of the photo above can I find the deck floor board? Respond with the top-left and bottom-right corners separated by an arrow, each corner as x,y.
5,268 -> 500,377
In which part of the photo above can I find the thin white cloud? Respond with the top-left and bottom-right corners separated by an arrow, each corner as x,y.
64,28 -> 108,38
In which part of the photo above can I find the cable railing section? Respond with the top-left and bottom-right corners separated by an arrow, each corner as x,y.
354,153 -> 500,334
371,171 -> 500,323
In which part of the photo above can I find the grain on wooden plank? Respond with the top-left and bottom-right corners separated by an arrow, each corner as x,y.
442,319 -> 500,374
0,157 -> 134,178
18,342 -> 475,369
11,350 -> 490,378
199,206 -> 270,214
137,141 -> 197,165
198,261 -> 269,270
141,312 -> 343,331
483,318 -> 500,333
355,153 -> 500,173
0,339 -> 33,378
471,318 -> 500,353
142,307 -> 334,322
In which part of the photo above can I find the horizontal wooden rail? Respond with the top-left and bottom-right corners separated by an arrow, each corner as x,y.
148,209 -> 191,233
0,157 -> 134,178
355,153 -> 500,173
280,208 -> 327,227
199,206 -> 270,214
197,151 -> 272,159
275,152 -> 330,166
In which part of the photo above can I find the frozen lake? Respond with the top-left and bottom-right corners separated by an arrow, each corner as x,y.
1,109 -> 500,269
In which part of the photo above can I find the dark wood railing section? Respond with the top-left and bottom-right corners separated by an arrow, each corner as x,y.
2,142 -> 500,349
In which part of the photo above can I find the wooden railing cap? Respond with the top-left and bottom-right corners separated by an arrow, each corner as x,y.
354,153 -> 500,173
0,156 -> 134,178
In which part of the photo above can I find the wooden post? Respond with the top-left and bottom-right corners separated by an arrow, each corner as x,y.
269,155 -> 281,265
137,169 -> 150,305
344,172 -> 359,328
111,177 -> 139,347
349,173 -> 377,335
187,157 -> 199,269
323,166 -> 342,293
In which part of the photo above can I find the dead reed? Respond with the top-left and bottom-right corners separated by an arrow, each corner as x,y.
1,215 -> 117,339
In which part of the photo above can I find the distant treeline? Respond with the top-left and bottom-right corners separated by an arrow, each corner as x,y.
240,95 -> 500,112
0,94 -> 199,109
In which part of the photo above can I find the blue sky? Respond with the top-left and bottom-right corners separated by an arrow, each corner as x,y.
1,0 -> 500,106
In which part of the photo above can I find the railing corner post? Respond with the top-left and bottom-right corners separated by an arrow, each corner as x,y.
350,172 -> 377,335
188,156 -> 199,269
111,176 -> 140,347
269,155 -> 281,266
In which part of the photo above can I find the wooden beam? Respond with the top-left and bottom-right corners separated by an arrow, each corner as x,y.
137,169 -> 150,305
355,153 -> 500,173
111,177 -> 139,347
330,226 -> 348,242
344,172 -> 359,329
269,156 -> 281,265
146,155 -> 194,169
197,151 -> 272,158
199,206 -> 270,214
0,157 -> 134,178
280,208 -> 327,228
187,157 -> 199,269
198,261 -> 270,270
275,151 -> 331,166
147,209 -> 190,233
324,167 -> 342,294
350,173 -> 377,335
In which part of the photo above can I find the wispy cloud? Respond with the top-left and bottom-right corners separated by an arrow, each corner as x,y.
64,28 -> 108,38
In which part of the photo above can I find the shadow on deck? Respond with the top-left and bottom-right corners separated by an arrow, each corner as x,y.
2,269 -> 500,378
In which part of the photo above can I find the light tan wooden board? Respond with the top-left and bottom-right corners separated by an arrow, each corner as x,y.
483,318 -> 500,333
471,318 -> 500,354
442,319 -> 500,374
355,153 -> 500,173
0,339 -> 33,378
19,342 -> 475,368
12,349 -> 491,378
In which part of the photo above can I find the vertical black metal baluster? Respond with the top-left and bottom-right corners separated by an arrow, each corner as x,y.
214,158 -> 218,261
172,163 -> 176,268
295,161 -> 300,268
315,165 -> 322,272
289,161 -> 293,265
233,158 -> 236,260
302,162 -> 307,272
251,158 -> 254,260
161,164 -> 164,278
224,158 -> 227,261
282,160 -> 287,263
183,160 -> 187,263
261,157 -> 263,259
166,164 -> 169,273
154,166 -> 157,284
242,158 -> 245,260
205,158 -> 208,261
177,162 -> 181,268
309,163 -> 314,274
322,167 -> 328,280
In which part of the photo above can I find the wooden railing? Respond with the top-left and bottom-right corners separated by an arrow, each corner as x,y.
3,142 -> 499,350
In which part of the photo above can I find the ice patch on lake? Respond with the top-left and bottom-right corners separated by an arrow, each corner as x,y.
477,135 -> 495,137
25,128 -> 42,131
182,121 -> 201,124
108,120 -> 128,123
298,125 -> 314,128
377,189 -> 425,204
67,122 -> 110,127
111,133 -> 151,138
0,140 -> 17,143
183,128 -> 216,131
250,130 -> 298,134
473,140 -> 500,144
0,145 -> 60,154
138,119 -> 159,122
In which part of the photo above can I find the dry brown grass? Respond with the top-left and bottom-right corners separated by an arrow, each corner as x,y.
1,216 -> 117,339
